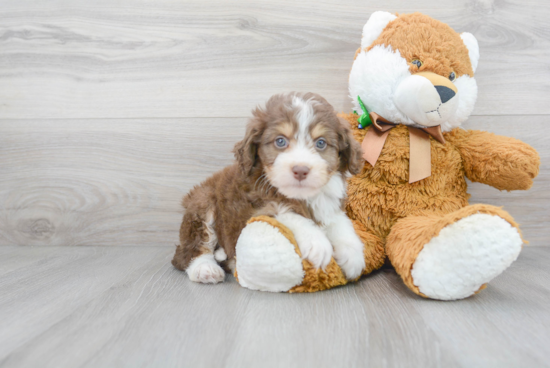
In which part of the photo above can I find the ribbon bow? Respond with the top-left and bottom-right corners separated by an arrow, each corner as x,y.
360,112 -> 446,183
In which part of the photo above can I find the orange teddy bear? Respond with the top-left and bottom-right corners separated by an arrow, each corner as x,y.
234,12 -> 540,300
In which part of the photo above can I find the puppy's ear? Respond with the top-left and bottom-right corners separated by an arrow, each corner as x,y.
233,109 -> 266,175
337,117 -> 364,175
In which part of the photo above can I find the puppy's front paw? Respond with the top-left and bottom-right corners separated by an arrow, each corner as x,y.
297,231 -> 333,270
334,244 -> 365,280
186,255 -> 225,284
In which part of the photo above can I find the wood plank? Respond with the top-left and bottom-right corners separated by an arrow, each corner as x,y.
0,246 -> 253,368
0,115 -> 547,247
0,118 -> 245,247
0,246 -> 57,277
409,247 -> 550,368
0,246 -> 548,367
1,0 -> 549,119
224,279 -> 460,368
0,246 -> 169,362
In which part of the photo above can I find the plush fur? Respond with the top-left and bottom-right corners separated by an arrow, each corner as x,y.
350,13 -> 480,132
411,213 -> 522,300
233,12 -> 540,299
343,12 -> 540,299
236,216 -> 349,293
172,92 -> 365,284
235,218 -> 305,292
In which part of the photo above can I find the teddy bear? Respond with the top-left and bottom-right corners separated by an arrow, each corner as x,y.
233,12 -> 540,299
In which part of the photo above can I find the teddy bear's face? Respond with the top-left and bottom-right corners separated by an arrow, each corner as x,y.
349,12 -> 480,132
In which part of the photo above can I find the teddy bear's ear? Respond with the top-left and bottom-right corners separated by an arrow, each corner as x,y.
460,32 -> 480,73
361,11 -> 397,49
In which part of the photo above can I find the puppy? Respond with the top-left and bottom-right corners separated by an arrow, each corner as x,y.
172,92 -> 366,284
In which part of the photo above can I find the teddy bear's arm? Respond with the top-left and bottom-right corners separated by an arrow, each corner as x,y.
445,129 -> 540,191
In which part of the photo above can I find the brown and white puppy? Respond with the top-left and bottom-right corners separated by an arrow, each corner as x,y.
172,92 -> 365,284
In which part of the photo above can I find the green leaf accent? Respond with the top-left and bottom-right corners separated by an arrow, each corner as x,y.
357,96 -> 372,128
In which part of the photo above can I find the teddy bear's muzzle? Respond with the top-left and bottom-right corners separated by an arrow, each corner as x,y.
393,71 -> 459,127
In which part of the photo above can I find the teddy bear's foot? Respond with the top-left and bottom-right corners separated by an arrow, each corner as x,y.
235,218 -> 304,292
235,216 -> 350,293
386,204 -> 524,300
411,213 -> 522,300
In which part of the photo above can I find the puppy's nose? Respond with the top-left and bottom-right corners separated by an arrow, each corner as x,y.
292,166 -> 310,181
434,85 -> 456,103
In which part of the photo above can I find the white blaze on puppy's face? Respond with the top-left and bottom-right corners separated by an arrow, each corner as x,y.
266,97 -> 332,200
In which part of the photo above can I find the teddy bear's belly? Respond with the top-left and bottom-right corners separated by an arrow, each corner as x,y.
346,137 -> 469,241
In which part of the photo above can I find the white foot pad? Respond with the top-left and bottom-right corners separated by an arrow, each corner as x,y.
411,214 -> 522,300
187,253 -> 225,284
236,221 -> 304,292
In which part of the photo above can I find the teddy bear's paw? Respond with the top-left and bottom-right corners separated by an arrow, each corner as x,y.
236,220 -> 304,292
295,228 -> 333,270
411,214 -> 522,300
186,254 -> 226,284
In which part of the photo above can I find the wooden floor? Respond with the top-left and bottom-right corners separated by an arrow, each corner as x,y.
1,0 -> 550,367
0,246 -> 548,368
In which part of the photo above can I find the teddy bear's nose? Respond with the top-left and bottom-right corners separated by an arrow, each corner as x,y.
435,85 -> 456,103
292,166 -> 310,181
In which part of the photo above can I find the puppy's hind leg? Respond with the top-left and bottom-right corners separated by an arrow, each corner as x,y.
172,210 -> 225,284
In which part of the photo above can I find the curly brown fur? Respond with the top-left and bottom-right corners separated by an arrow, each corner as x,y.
172,92 -> 364,283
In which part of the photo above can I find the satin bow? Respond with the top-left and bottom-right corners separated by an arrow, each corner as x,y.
361,112 -> 446,183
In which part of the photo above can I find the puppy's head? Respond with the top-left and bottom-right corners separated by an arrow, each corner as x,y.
234,92 -> 363,199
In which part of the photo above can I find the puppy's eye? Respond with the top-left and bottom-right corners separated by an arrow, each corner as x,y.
274,136 -> 288,148
315,139 -> 327,150
449,71 -> 456,81
411,59 -> 423,68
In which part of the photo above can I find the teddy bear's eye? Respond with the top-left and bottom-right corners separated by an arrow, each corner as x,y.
449,71 -> 456,81
411,59 -> 423,68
